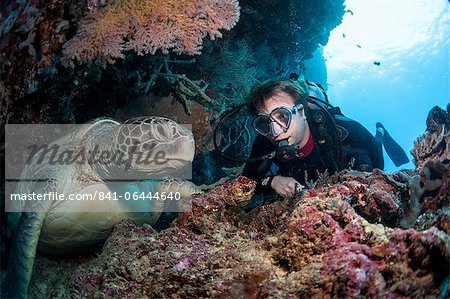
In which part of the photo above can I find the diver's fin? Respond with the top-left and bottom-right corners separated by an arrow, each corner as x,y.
376,122 -> 410,167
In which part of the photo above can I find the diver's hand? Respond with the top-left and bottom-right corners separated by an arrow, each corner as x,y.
271,175 -> 304,198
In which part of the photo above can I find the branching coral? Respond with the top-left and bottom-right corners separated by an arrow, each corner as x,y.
62,0 -> 240,67
198,39 -> 262,107
139,55 -> 214,115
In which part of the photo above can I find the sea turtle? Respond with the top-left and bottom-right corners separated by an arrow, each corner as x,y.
2,117 -> 201,298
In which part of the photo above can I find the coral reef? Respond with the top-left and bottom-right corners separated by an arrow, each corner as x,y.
198,39 -> 263,107
233,0 -> 345,73
0,106 -> 446,298
0,0 -> 76,123
1,0 -> 345,128
20,166 -> 448,298
18,106 -> 450,298
4,3 -> 449,299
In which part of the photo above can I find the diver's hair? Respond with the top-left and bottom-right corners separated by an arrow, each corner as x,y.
247,77 -> 309,114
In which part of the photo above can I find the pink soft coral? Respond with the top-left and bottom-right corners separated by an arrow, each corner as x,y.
62,0 -> 240,67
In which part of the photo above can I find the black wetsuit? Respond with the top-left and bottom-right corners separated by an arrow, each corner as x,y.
242,108 -> 384,195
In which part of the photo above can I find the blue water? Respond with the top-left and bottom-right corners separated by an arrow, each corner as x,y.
308,0 -> 449,172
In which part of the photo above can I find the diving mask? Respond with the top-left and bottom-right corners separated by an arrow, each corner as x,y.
252,103 -> 304,137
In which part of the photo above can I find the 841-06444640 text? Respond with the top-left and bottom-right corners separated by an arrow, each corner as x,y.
9,191 -> 181,201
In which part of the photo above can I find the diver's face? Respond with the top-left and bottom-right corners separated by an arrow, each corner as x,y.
259,91 -> 308,146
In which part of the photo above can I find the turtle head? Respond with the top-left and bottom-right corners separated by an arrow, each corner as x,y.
112,117 -> 195,179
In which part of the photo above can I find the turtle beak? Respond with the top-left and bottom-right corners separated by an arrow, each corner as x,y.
134,130 -> 195,178
158,133 -> 195,164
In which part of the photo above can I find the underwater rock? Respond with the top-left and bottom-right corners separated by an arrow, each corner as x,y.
412,105 -> 449,169
337,169 -> 407,227
403,104 -> 450,228
39,174 -> 446,298
174,176 -> 257,234
415,209 -> 450,234
426,105 -> 449,133
400,166 -> 443,228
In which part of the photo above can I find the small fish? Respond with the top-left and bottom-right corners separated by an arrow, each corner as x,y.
342,33 -> 346,38
373,61 -> 381,66
356,45 -> 361,48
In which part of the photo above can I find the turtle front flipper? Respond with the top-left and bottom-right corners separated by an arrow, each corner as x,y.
1,188 -> 53,299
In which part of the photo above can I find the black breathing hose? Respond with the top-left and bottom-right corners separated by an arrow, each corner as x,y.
212,105 -> 274,163
306,96 -> 342,168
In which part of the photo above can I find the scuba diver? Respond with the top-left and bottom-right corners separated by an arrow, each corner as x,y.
241,78 -> 409,198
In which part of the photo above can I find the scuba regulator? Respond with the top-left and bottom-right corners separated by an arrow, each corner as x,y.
274,140 -> 298,162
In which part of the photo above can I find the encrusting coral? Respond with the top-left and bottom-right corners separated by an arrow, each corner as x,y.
399,167 -> 442,228
59,171 -> 447,298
